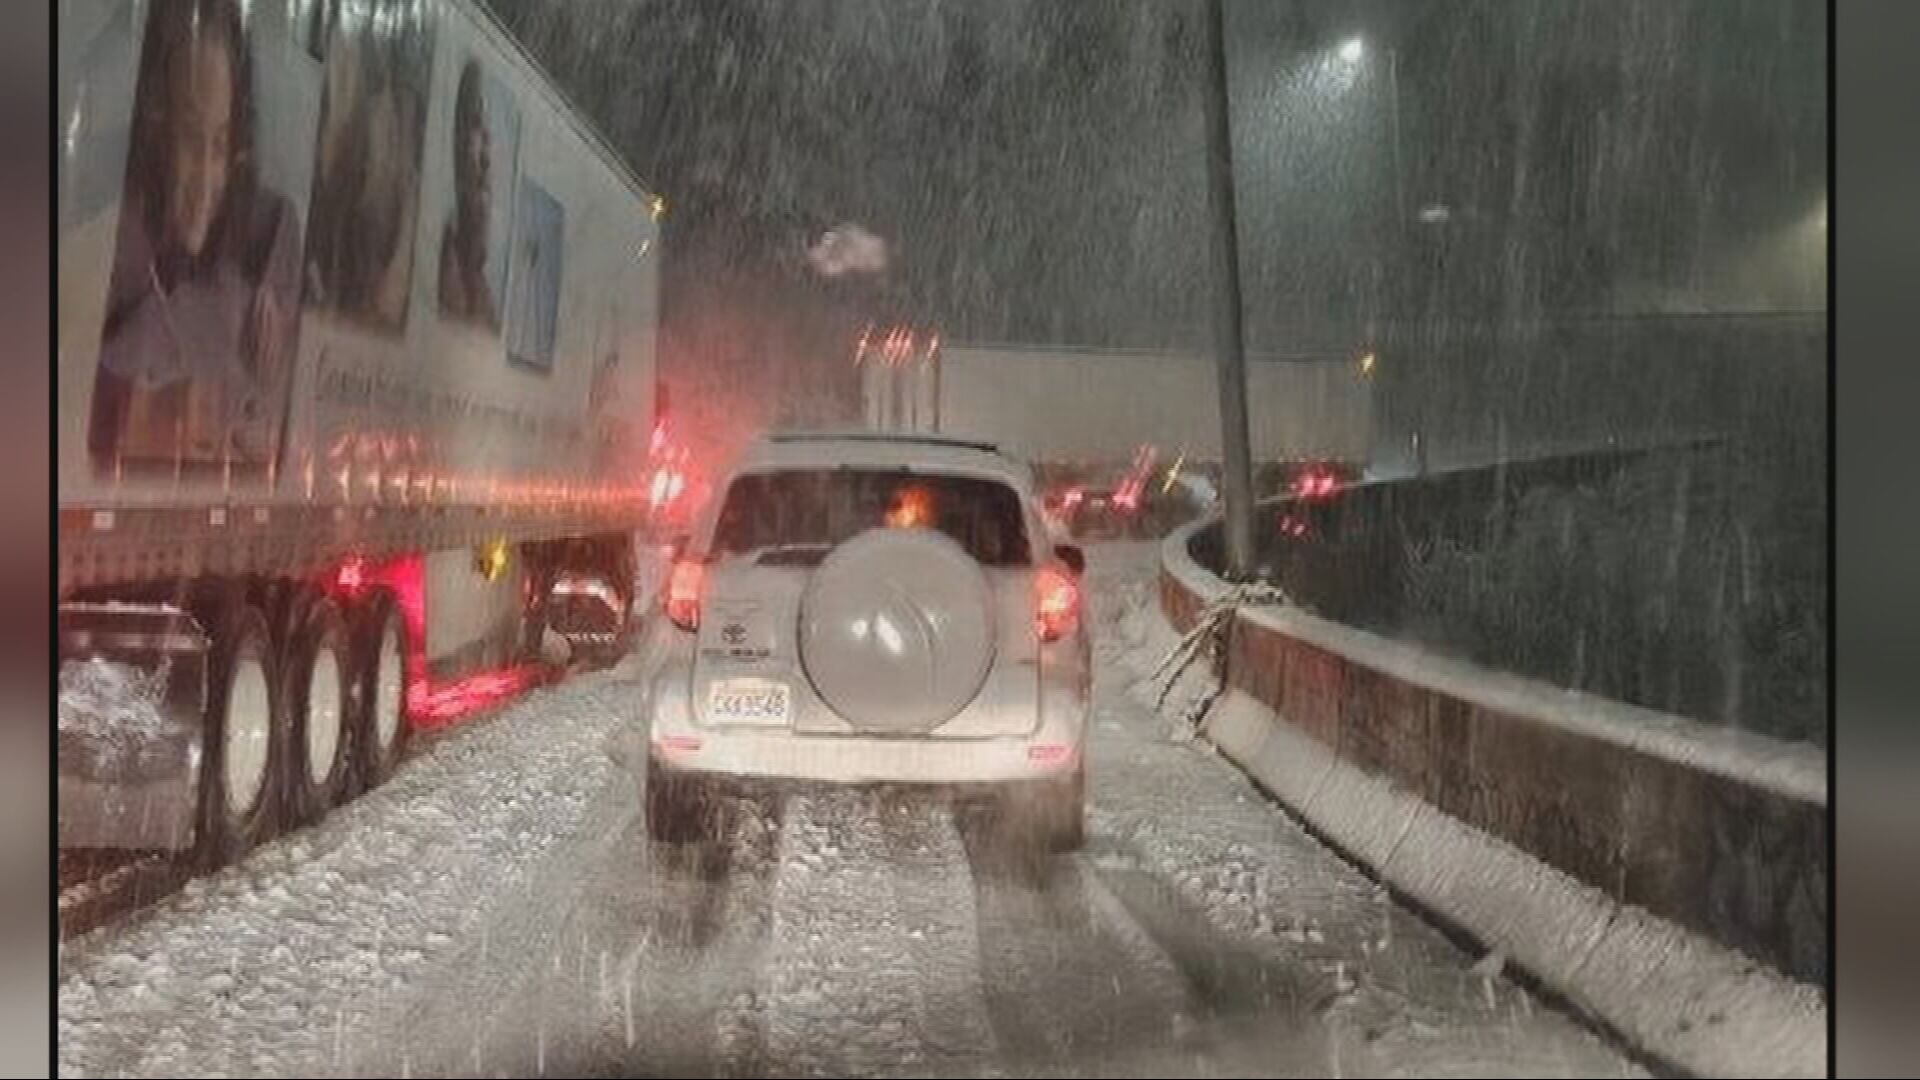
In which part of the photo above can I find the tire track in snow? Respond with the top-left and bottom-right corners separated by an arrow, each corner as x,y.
755,790 -> 999,1078
588,799 -> 784,1079
964,837 -> 1215,1078
343,629 -> 784,1079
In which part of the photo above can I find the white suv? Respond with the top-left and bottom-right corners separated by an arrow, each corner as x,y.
641,432 -> 1091,850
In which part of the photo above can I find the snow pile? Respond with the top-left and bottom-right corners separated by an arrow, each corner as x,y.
57,856 -> 157,917
1108,589 -> 1221,744
1144,579 -> 1287,742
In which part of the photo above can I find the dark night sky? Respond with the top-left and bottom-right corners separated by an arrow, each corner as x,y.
488,0 -> 1823,353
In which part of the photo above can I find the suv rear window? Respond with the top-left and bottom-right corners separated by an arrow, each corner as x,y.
711,469 -> 1030,566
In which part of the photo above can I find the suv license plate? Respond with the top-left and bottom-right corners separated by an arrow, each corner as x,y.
707,679 -> 792,726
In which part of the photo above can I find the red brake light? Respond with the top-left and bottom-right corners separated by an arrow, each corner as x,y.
666,559 -> 704,631
1035,564 -> 1080,643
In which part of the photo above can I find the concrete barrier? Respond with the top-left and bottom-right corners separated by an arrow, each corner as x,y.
1157,520 -> 1827,1078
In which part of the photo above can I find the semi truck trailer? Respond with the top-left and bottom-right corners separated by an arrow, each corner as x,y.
58,0 -> 662,864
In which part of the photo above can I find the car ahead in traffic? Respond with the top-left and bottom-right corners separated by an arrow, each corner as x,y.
640,432 -> 1091,851
1043,471 -> 1214,541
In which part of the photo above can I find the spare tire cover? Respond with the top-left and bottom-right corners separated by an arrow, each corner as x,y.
800,526 -> 997,734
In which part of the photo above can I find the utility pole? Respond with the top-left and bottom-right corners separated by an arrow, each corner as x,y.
1202,0 -> 1256,580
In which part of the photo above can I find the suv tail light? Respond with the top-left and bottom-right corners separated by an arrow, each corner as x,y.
665,559 -> 704,631
1034,564 -> 1080,643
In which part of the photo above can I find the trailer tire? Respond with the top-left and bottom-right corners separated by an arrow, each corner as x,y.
195,605 -> 282,869
289,598 -> 355,823
355,595 -> 412,790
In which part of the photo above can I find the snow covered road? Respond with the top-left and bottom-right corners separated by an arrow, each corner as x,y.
58,544 -> 1642,1078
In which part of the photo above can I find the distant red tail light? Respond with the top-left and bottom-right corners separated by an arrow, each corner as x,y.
1294,467 -> 1338,500
665,559 -> 704,631
1034,564 -> 1080,643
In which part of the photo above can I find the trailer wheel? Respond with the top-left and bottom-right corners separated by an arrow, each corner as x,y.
289,598 -> 355,823
196,605 -> 282,868
356,595 -> 412,790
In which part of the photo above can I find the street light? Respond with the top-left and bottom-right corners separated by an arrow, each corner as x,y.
1309,34 -> 1406,354
1299,36 -> 1405,230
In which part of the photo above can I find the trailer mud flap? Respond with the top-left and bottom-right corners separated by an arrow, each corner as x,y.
549,574 -> 628,652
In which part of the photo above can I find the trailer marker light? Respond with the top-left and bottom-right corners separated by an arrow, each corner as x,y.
477,538 -> 510,582
333,557 -> 368,594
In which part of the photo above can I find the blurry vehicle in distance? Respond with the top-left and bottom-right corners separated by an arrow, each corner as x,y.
1041,451 -> 1219,541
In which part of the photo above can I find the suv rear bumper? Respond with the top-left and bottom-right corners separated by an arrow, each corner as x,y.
646,767 -> 1079,809
647,724 -> 1084,786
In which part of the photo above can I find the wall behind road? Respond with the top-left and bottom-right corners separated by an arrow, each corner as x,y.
932,345 -> 1372,466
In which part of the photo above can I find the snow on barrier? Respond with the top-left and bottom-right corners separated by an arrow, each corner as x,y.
1156,519 -> 1827,1079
